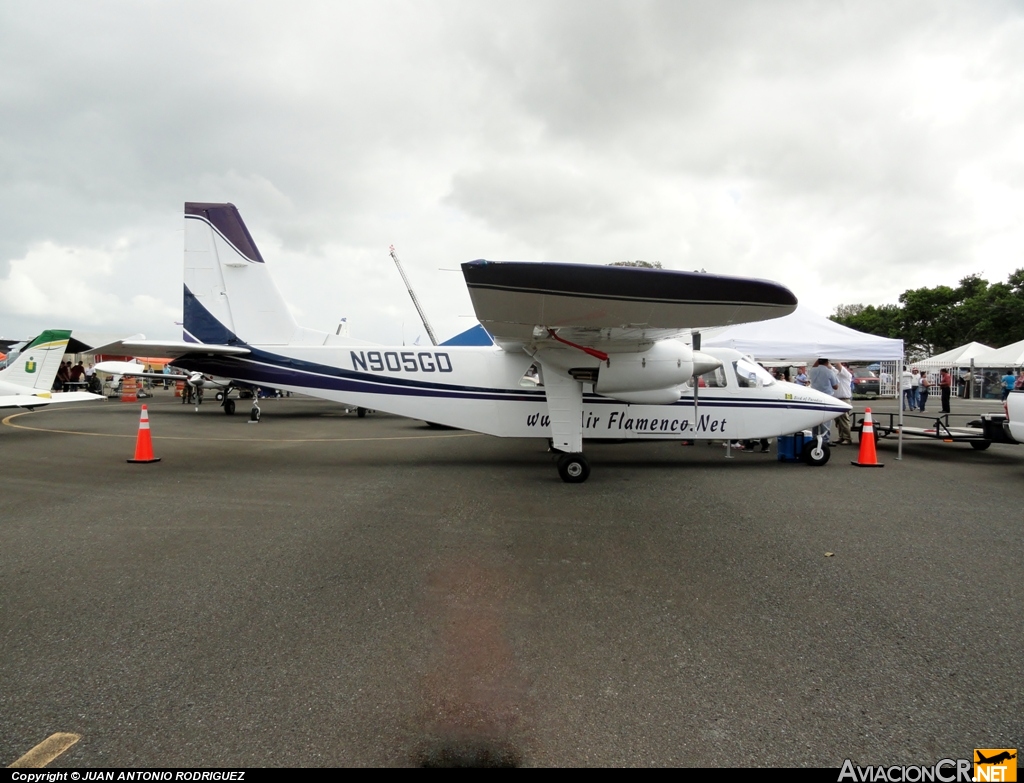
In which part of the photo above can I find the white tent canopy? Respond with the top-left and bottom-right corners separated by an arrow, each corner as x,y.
915,341 -> 993,368
969,338 -> 1024,368
702,304 -> 904,362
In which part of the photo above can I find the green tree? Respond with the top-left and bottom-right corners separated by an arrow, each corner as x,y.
830,269 -> 1024,354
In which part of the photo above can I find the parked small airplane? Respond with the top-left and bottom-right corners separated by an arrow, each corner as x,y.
91,360 -> 255,411
0,329 -> 104,410
92,202 -> 849,481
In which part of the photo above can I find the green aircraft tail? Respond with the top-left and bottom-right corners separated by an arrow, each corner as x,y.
0,329 -> 73,391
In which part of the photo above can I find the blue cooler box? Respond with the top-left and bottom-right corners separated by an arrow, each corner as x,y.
777,431 -> 812,462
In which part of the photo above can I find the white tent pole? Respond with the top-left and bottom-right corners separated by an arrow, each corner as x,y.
897,355 -> 904,460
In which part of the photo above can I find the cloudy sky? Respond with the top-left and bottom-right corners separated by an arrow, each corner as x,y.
1,1 -> 1022,345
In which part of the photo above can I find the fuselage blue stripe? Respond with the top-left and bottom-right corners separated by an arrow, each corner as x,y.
177,351 -> 847,412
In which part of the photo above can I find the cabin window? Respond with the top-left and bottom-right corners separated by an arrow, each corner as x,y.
519,363 -> 542,387
695,366 -> 728,388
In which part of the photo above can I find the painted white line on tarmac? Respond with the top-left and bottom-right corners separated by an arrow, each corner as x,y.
7,732 -> 80,768
3,410 -> 481,444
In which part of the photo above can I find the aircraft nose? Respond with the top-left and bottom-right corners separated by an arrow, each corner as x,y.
822,394 -> 850,423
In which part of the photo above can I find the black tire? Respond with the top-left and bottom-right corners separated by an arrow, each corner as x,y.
858,428 -> 880,446
970,440 -> 991,451
224,399 -> 235,415
357,407 -> 367,418
802,441 -> 831,467
557,453 -> 590,483
250,406 -> 261,423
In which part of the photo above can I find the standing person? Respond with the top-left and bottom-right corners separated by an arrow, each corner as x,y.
809,358 -> 839,443
84,363 -> 99,394
918,370 -> 931,412
56,360 -> 71,391
795,365 -> 809,386
939,368 -> 952,414
901,366 -> 914,410
834,361 -> 853,445
910,368 -> 921,410
1001,370 -> 1016,401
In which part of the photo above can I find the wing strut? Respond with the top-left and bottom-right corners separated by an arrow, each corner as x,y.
538,365 -> 591,483
692,331 -> 700,437
538,363 -> 583,454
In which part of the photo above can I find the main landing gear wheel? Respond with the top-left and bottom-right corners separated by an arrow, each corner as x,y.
802,441 -> 831,467
223,399 -> 235,415
357,407 -> 367,418
857,428 -> 880,446
970,440 -> 991,451
557,453 -> 590,483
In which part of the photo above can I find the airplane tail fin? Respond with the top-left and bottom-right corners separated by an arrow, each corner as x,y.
0,330 -> 71,391
183,203 -> 298,345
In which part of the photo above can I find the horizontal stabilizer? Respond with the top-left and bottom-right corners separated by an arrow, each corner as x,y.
87,339 -> 250,359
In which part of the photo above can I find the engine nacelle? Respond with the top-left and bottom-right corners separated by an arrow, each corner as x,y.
595,341 -> 693,395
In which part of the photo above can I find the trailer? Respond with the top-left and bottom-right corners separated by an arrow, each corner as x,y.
852,411 -> 1017,450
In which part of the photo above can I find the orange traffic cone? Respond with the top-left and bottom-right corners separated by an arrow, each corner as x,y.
852,408 -> 883,468
127,405 -> 161,464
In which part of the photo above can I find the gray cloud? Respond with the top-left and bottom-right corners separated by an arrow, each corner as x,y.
0,1 -> 1022,342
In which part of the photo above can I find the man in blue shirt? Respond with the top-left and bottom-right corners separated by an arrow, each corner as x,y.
809,358 -> 839,442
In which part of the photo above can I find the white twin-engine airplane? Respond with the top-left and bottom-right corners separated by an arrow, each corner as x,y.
90,360 -> 244,410
95,202 -> 849,482
0,330 -> 104,410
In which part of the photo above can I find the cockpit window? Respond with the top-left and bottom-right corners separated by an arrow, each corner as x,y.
734,358 -> 775,388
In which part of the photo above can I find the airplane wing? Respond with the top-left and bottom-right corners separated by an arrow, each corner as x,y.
0,391 -> 104,410
92,361 -> 238,396
92,361 -> 190,381
461,259 -> 798,463
86,339 -> 250,359
461,260 -> 797,352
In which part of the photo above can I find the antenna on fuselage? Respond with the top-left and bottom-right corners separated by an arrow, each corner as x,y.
389,245 -> 438,346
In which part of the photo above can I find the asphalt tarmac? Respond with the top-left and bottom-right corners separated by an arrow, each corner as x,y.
2,392 -> 1021,767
